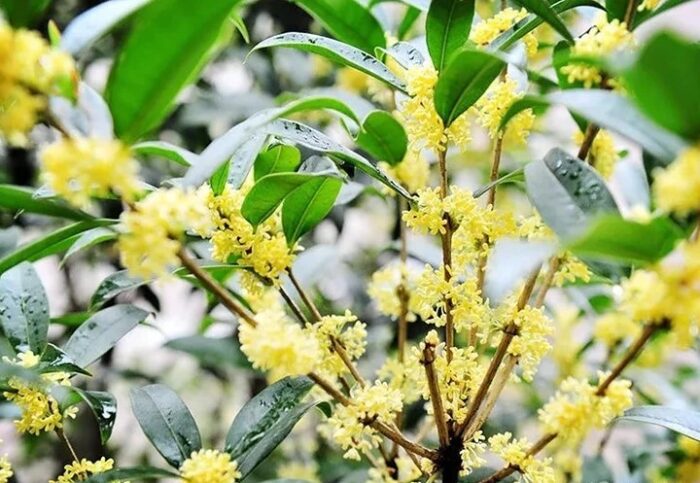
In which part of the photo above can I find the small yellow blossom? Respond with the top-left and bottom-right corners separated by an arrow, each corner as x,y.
638,0 -> 662,10
367,263 -> 421,321
553,254 -> 591,286
50,458 -> 114,483
653,145 -> 700,215
470,8 -> 528,46
337,67 -> 372,94
489,432 -> 555,483
118,187 -> 212,279
403,187 -> 446,234
497,304 -> 553,381
573,129 -> 619,179
0,451 -> 12,483
461,431 -> 487,476
40,137 -> 140,208
179,449 -> 241,483
306,310 -> 367,378
380,149 -> 430,194
377,356 -> 422,404
562,16 -> 633,87
239,305 -> 320,381
277,461 -> 320,482
593,312 -> 640,348
367,456 -> 421,483
473,75 -> 535,146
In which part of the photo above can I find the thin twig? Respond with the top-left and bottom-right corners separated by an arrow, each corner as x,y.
437,149 -> 455,360
332,337 -> 366,387
421,340 -> 450,447
398,197 -> 409,363
279,286 -> 309,325
533,256 -> 561,308
56,428 -> 80,463
577,123 -> 601,161
288,268 -> 323,322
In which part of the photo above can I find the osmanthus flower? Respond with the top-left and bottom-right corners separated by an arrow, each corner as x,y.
573,128 -> 619,179
376,356 -> 423,405
2,351 -> 78,435
676,436 -> 700,481
653,145 -> 700,215
327,381 -> 403,461
367,455 -> 421,483
40,137 -> 140,208
470,8 -> 531,48
117,187 -> 212,279
367,263 -> 422,321
402,187 -> 446,235
306,310 -> 367,378
179,449 -> 241,483
379,149 -> 430,195
0,22 -> 75,144
561,15 -> 634,88
50,457 -> 114,483
488,432 -> 555,483
538,373 -> 633,444
460,431 -> 487,477
398,65 -> 471,153
0,441 -> 11,483
593,311 -> 640,348
238,304 -> 321,381
473,75 -> 535,146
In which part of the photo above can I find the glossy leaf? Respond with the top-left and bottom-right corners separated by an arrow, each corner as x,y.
132,141 -> 198,166
84,467 -> 179,483
39,344 -> 91,376
164,335 -> 249,369
293,0 -> 386,53
618,406 -> 700,441
105,0 -> 241,141
434,49 -> 505,126
90,271 -> 146,310
0,262 -> 49,353
62,228 -> 116,263
0,0 -> 50,27
355,111 -> 408,165
382,41 -> 425,69
426,0 -> 475,71
71,388 -> 118,445
511,0 -> 573,43
0,185 -> 91,221
226,376 -> 315,478
226,134 -> 267,190
255,145 -> 302,180
64,305 -> 149,367
282,176 -> 343,244
130,384 -> 202,468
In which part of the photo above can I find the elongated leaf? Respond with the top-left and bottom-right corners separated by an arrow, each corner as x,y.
265,119 -> 411,199
618,406 -> 700,441
253,33 -> 406,93
283,177 -> 343,244
106,0 -> 241,141
294,0 -> 386,53
255,145 -> 302,180
226,134 -> 267,190
567,215 -> 684,265
525,148 -> 618,240
130,384 -> 202,468
511,0 -> 573,43
84,467 -> 179,483
39,344 -> 91,376
61,0 -> 152,55
71,388 -> 118,445
382,41 -> 425,69
0,0 -> 50,27
0,262 -> 49,353
165,335 -> 249,369
434,48 -> 505,126
0,185 -> 91,221
132,141 -> 198,166
64,305 -> 149,367
63,228 -> 116,263
355,111 -> 407,165
90,271 -> 145,310
426,0 -> 475,71
226,376 -> 315,478
49,83 -> 114,139
0,220 -> 115,274
473,168 -> 525,198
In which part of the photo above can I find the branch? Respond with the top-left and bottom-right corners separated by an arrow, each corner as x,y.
421,339 -> 450,447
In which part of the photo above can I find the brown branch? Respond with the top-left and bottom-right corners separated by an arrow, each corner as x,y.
56,428 -> 80,463
421,339 -> 450,447
288,268 -> 323,322
486,135 -> 505,208
437,148 -> 455,360
279,286 -> 309,325
332,337 -> 366,387
478,433 -> 558,483
577,123 -> 601,161
533,256 -> 561,308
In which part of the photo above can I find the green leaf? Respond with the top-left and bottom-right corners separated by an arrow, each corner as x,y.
355,111 -> 407,165
0,0 -> 50,27
64,304 -> 149,367
71,388 -> 118,445
567,215 -> 684,265
90,271 -> 146,310
623,32 -> 700,140
49,83 -> 114,139
283,176 -> 343,244
524,148 -> 618,240
0,220 -> 115,274
130,384 -> 202,468
84,466 -> 179,483
253,33 -> 406,93
0,262 -> 49,353
293,0 -> 386,53
433,48 -> 505,126
132,141 -> 198,166
225,134 -> 267,190
265,119 -> 412,199
618,406 -> 700,441
62,227 -> 116,264
39,343 -> 91,376
61,0 -> 152,56
426,0 -> 475,71
473,168 -> 525,198
0,185 -> 91,221
164,335 -> 250,369
381,41 -> 425,69
210,159 -> 230,196
255,145 -> 302,180
105,0 -> 241,141
511,0 -> 573,43
225,376 -> 315,478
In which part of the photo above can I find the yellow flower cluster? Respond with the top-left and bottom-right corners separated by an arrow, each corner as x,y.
538,374 -> 633,443
201,184 -> 295,282
398,65 -> 471,153
676,436 -> 700,482
470,8 -> 528,46
473,76 -> 535,146
460,431 -> 487,476
239,305 -> 320,381
377,356 -> 422,405
0,448 -> 11,483
308,310 -> 367,378
3,351 -> 78,435
498,304 -> 553,381
562,16 -> 633,87
593,311 -> 639,348
179,449 -> 241,483
653,145 -> 700,215
367,264 -> 422,321
40,137 -> 140,208
553,254 -> 591,286
277,461 -> 320,482
328,381 -> 403,460
0,22 -> 75,144
638,0 -> 662,10
573,129 -> 619,179
50,457 -> 114,483
367,456 -> 421,483
118,187 -> 212,279
402,187 -> 446,235
379,149 -> 430,194
488,432 -> 555,483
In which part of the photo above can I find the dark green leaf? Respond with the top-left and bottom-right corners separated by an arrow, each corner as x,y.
426,0 -> 475,71
524,148 -> 618,240
473,168 -> 525,198
226,134 -> 267,189
255,145 -> 302,180
225,376 -> 315,478
51,312 -> 91,328
355,111 -> 407,165
434,48 -> 505,126
84,466 -> 179,483
511,0 -> 573,43
165,335 -> 249,369
62,227 -> 116,263
0,0 -> 50,27
618,406 -> 700,440
0,185 -> 91,221
283,177 -> 343,244
64,305 -> 149,367
39,343 -> 91,376
105,0 -> 241,141
0,262 -> 49,353
71,388 -> 117,445
382,41 -> 424,69
210,159 -> 230,196
130,384 -> 202,468
132,141 -> 198,166
90,271 -> 145,310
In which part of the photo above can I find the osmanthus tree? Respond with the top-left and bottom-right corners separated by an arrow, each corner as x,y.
0,0 -> 698,482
